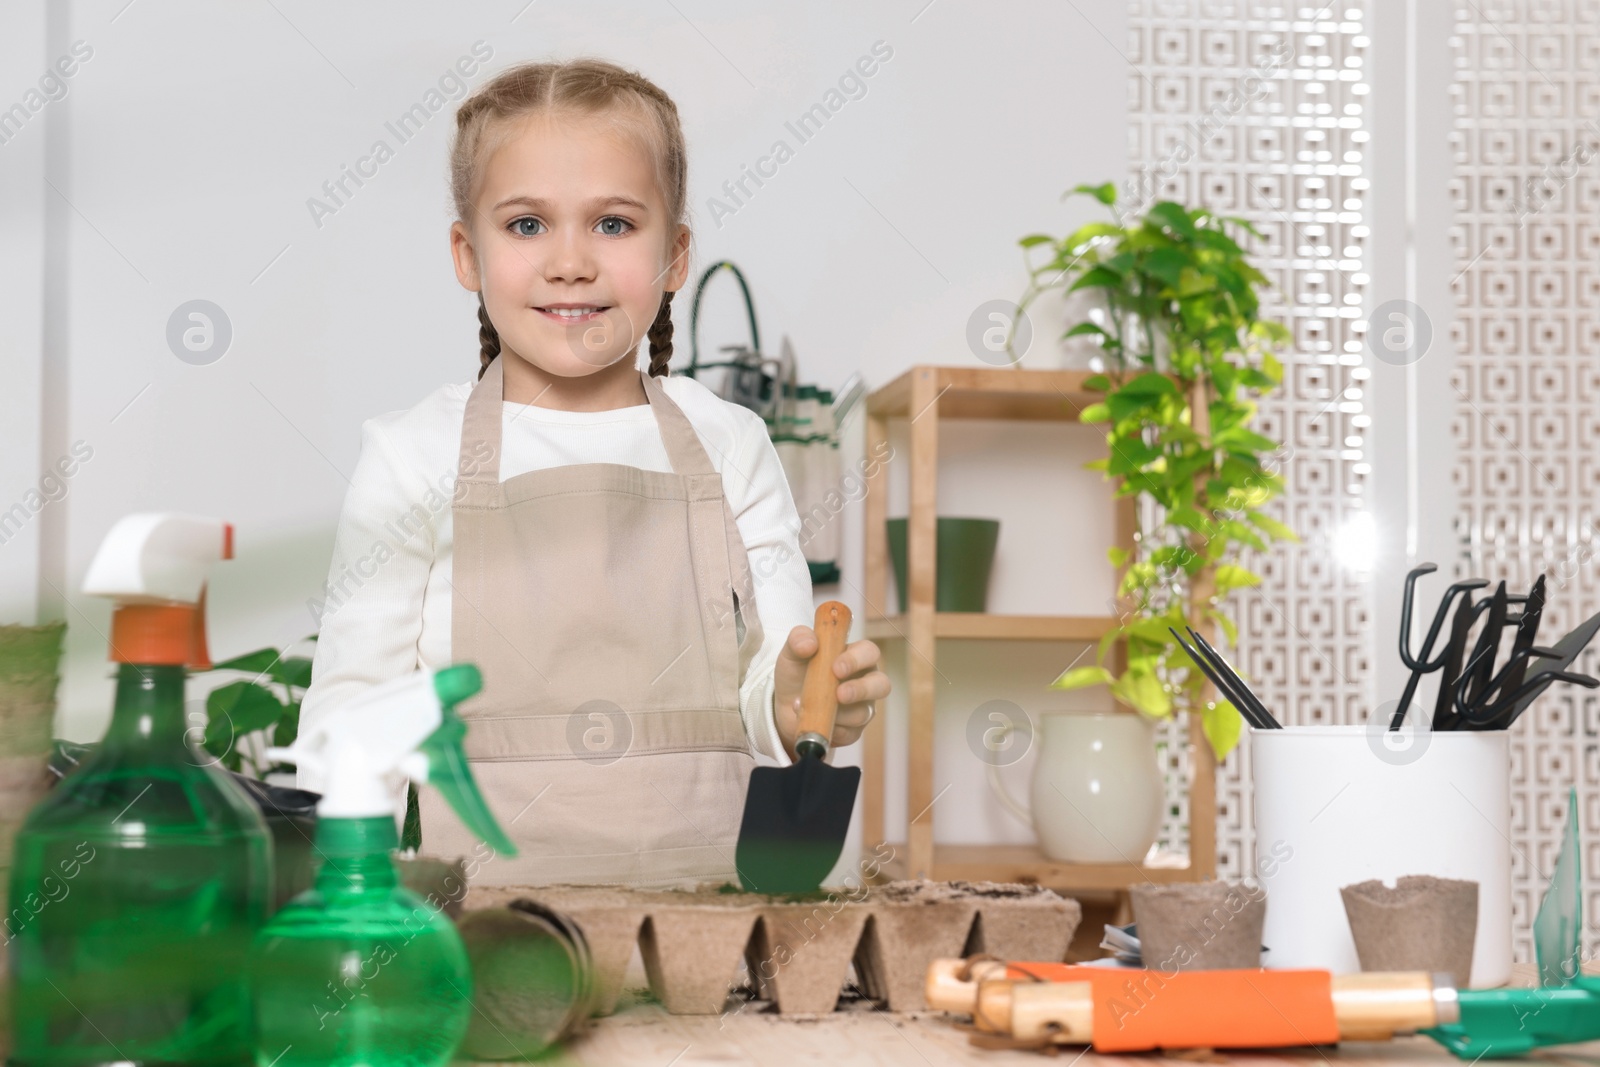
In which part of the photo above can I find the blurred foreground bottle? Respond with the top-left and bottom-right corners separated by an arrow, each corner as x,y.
249,663 -> 516,1067
7,514 -> 271,1066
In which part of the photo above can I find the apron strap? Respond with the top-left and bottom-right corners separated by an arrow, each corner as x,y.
458,356 -> 507,485
639,369 -> 718,477
455,357 -> 724,484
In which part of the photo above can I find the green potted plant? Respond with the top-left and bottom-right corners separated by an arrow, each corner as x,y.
198,637 -> 315,778
1018,183 -> 1296,760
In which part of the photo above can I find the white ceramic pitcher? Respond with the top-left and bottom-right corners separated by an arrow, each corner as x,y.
986,711 -> 1163,863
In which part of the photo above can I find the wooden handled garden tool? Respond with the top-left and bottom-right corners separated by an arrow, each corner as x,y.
926,958 -> 1600,1058
734,600 -> 861,894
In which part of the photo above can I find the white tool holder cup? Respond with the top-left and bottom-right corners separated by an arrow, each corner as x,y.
1251,725 -> 1511,988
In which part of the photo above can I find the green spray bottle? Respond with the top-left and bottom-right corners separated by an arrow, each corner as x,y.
8,513 -> 273,1066
248,663 -> 516,1067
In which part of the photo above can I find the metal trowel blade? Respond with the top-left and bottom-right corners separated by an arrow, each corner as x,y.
735,757 -> 861,895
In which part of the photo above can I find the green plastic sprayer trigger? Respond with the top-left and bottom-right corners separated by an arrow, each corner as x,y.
1422,788 -> 1598,1059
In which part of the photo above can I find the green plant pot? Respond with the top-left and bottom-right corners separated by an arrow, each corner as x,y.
886,518 -> 1001,614
0,621 -> 66,957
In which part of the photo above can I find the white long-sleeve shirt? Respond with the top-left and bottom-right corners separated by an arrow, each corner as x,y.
297,369 -> 811,795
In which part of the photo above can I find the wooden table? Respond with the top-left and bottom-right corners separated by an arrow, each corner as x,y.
527,965 -> 1600,1067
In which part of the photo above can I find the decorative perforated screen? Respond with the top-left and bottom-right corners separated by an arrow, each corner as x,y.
1126,0 -> 1374,889
1449,0 -> 1600,961
1129,0 -> 1600,960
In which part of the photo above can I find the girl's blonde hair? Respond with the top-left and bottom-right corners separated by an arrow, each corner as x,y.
450,58 -> 689,380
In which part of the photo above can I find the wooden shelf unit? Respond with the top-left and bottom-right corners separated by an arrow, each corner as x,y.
860,364 -> 1218,890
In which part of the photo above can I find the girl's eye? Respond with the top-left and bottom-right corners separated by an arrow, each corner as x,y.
510,217 -> 544,237
596,216 -> 633,237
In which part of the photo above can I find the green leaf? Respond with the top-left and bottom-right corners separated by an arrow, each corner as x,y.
1112,665 -> 1172,718
1079,403 -> 1111,423
1061,221 -> 1126,253
273,701 -> 301,748
206,648 -> 282,675
1064,322 -> 1110,339
1071,181 -> 1118,206
275,656 -> 314,690
1050,665 -> 1114,691
1206,609 -> 1240,646
1146,201 -> 1199,241
1261,351 -> 1284,384
1099,621 -> 1127,662
1177,267 -> 1216,297
1237,368 -> 1279,391
1117,371 -> 1179,397
1019,234 -> 1055,248
1106,392 -> 1156,423
1106,439 -> 1163,475
1107,546 -> 1129,569
1222,214 -> 1266,240
1201,699 -> 1244,760
1083,373 -> 1111,392
1067,265 -> 1126,293
1213,563 -> 1262,595
204,681 -> 286,760
1165,506 -> 1209,532
1191,227 -> 1244,256
1223,520 -> 1268,553
1141,247 -> 1189,287
1246,510 -> 1300,543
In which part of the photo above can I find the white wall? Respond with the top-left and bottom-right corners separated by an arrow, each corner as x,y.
5,0 -> 1127,849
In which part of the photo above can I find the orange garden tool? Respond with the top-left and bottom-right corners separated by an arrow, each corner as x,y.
926,956 -> 1600,1058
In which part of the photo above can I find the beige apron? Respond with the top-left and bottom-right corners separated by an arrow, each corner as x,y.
418,356 -> 763,887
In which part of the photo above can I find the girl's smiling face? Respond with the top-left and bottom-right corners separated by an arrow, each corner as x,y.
451,110 -> 689,382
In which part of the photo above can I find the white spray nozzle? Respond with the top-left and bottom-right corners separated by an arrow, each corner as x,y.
82,512 -> 234,668
275,664 -> 516,856
83,513 -> 233,604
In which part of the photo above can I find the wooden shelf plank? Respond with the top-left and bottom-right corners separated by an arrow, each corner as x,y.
875,844 -> 1195,891
866,365 -> 1112,421
864,613 -> 1117,642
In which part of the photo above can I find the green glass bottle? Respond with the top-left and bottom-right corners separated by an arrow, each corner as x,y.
248,664 -> 517,1067
7,662 -> 272,1066
7,512 -> 272,1066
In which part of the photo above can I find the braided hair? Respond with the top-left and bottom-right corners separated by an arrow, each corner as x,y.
451,60 -> 689,382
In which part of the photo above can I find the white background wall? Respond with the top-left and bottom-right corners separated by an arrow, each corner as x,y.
3,0 -> 1130,853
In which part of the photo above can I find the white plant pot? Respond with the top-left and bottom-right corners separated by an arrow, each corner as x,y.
1251,726 -> 1511,988
988,711 -> 1163,863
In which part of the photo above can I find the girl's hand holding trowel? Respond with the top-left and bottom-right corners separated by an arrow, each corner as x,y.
773,623 -> 889,759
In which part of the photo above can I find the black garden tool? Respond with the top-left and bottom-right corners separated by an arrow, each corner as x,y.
1461,580 -> 1510,709
1169,626 -> 1282,729
735,600 -> 861,894
1474,574 -> 1546,729
1457,605 -> 1600,730
1430,588 -> 1488,729
1450,640 -> 1594,728
1389,564 -> 1488,730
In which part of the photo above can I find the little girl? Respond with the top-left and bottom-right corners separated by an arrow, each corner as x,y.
297,58 -> 889,887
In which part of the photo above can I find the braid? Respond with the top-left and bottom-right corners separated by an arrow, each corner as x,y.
646,290 -> 675,377
476,292 -> 501,380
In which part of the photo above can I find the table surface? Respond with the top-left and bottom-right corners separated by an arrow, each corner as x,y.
521,964 -> 1600,1067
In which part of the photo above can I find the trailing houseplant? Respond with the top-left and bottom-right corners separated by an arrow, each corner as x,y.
1017,182 -> 1295,760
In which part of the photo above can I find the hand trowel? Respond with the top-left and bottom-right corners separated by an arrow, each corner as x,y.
735,600 -> 861,894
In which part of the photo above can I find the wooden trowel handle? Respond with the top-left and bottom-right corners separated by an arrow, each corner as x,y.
795,600 -> 853,760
